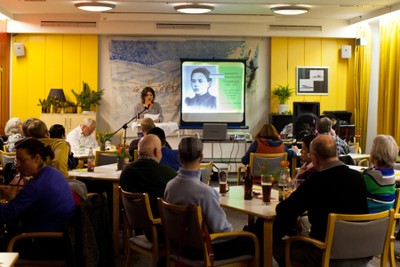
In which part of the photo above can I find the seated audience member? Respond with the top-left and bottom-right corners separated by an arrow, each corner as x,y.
164,137 -> 255,261
293,134 -> 317,181
272,135 -> 368,266
22,118 -> 35,137
325,112 -> 348,135
66,118 -> 99,154
317,117 -> 350,155
128,117 -> 156,160
49,124 -> 78,170
120,134 -> 177,220
241,123 -> 296,165
148,127 -> 180,171
4,117 -> 24,152
363,135 -> 398,213
0,138 -> 75,242
27,119 -> 69,177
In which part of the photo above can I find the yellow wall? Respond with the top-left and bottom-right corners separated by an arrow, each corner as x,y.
11,34 -> 98,120
271,37 -> 355,119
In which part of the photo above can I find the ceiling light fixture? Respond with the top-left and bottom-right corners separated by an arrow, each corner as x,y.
271,6 -> 309,15
174,4 -> 214,14
75,2 -> 116,12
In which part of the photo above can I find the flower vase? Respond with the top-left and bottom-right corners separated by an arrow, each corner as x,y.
41,106 -> 50,113
100,142 -> 106,151
117,158 -> 125,171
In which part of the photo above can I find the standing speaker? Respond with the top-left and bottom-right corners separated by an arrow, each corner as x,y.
13,43 -> 25,57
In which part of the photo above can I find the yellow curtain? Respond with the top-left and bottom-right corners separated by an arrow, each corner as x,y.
378,16 -> 400,143
353,25 -> 372,152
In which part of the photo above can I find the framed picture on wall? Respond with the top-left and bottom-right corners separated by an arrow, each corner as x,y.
296,66 -> 329,95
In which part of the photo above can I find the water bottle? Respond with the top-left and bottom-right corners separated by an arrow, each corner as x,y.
243,166 -> 253,200
278,168 -> 288,201
87,147 -> 95,172
79,135 -> 85,154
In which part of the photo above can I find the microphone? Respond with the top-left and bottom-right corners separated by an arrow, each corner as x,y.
145,100 -> 152,110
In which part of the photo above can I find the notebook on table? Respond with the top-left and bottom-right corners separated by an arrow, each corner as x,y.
202,123 -> 228,141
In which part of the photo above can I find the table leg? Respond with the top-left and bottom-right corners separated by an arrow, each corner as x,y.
264,219 -> 274,267
112,182 -> 120,256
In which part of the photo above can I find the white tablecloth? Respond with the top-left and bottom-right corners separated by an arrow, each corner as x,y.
131,121 -> 179,137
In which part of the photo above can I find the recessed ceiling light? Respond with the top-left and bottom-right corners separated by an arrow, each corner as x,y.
174,4 -> 214,14
75,2 -> 116,12
271,6 -> 309,15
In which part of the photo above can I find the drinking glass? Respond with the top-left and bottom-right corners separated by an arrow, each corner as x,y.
219,170 -> 229,195
261,175 -> 273,205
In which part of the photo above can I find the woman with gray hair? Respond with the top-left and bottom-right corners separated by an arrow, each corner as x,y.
363,134 -> 398,213
4,117 -> 24,152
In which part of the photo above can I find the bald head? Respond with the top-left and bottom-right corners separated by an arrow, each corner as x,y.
138,134 -> 162,161
310,135 -> 338,170
317,117 -> 333,134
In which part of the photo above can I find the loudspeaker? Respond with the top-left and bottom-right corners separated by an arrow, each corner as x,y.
341,45 -> 351,59
13,43 -> 25,57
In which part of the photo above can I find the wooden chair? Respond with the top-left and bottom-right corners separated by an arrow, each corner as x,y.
7,232 -> 66,266
120,189 -> 165,267
285,210 -> 394,267
348,142 -> 361,154
389,188 -> 400,266
199,161 -> 213,185
237,152 -> 287,185
133,149 -> 138,161
357,158 -> 370,168
0,150 -> 16,167
157,198 -> 260,267
94,150 -> 118,166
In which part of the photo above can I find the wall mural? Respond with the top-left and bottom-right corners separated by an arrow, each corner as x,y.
109,39 -> 260,132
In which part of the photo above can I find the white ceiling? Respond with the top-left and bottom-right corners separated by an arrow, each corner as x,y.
1,0 -> 400,23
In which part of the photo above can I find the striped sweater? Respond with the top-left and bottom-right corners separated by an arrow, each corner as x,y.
363,167 -> 396,213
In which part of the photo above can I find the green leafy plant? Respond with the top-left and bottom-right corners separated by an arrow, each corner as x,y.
37,97 -> 52,107
71,81 -> 104,111
272,84 -> 294,104
117,144 -> 132,160
97,131 -> 115,144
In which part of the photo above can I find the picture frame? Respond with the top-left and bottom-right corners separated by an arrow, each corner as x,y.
296,66 -> 329,95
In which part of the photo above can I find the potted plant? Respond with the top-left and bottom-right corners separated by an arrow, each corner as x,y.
116,144 -> 132,170
38,97 -> 52,113
96,131 -> 115,151
272,84 -> 294,114
72,81 -> 104,113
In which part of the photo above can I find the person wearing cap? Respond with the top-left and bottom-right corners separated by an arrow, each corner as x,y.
120,134 -> 177,241
164,137 -> 255,261
148,127 -> 180,171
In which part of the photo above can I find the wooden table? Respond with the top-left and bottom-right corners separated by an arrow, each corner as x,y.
348,153 -> 370,161
0,252 -> 19,267
219,186 -> 278,267
69,164 -> 121,256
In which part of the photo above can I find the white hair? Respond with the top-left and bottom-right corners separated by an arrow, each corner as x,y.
5,117 -> 22,135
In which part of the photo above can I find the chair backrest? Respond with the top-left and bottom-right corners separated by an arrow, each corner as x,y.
200,161 -> 213,185
133,149 -> 138,161
94,150 -> 118,166
0,150 -> 16,166
120,190 -> 157,233
157,198 -> 208,262
249,152 -> 287,177
348,142 -> 361,154
324,210 -> 393,265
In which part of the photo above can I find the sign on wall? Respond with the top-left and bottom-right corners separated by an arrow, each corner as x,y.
296,66 -> 329,95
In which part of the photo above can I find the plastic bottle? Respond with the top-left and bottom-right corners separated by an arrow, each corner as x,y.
243,165 -> 253,200
278,167 -> 288,201
87,147 -> 95,172
79,135 -> 85,154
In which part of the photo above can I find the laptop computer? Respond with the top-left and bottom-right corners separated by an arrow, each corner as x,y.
202,123 -> 228,141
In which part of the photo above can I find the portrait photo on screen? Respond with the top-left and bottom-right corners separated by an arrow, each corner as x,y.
182,65 -> 218,111
180,59 -> 246,128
